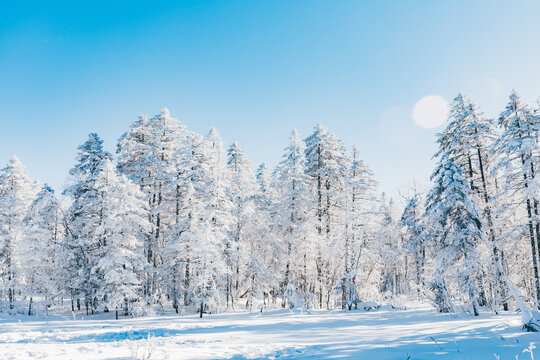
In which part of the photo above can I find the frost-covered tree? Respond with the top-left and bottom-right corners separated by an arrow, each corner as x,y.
274,130 -> 314,307
226,141 -> 256,308
92,160 -> 150,318
63,133 -> 112,313
304,124 -> 348,308
425,155 -> 484,316
376,196 -> 406,300
0,156 -> 38,310
116,115 -> 151,187
400,192 -> 427,298
161,132 -> 207,312
339,145 -> 378,309
437,93 -> 504,309
182,181 -> 227,317
20,185 -> 64,315
492,90 -> 540,306
242,163 -> 276,310
204,129 -> 234,308
117,109 -> 188,300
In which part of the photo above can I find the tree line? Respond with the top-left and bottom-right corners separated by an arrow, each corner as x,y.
0,91 -> 539,320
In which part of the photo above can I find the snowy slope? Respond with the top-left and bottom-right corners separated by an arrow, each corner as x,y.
0,306 -> 537,359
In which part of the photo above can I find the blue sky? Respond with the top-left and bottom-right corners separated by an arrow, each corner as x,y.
1,1 -> 540,197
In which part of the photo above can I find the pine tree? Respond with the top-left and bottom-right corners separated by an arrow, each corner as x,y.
243,163 -> 276,310
161,132 -> 206,312
93,160 -> 149,318
274,129 -> 313,306
0,156 -> 38,310
63,133 -> 112,314
116,114 -> 152,189
20,185 -> 64,315
204,128 -> 234,308
437,93 -> 504,310
425,155 -> 484,316
376,196 -> 405,300
226,141 -> 256,308
117,109 -> 188,301
400,192 -> 427,298
304,124 -> 348,309
492,90 -> 540,306
340,145 -> 378,309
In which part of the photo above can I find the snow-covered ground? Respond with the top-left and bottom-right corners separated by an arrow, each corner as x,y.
0,306 -> 538,359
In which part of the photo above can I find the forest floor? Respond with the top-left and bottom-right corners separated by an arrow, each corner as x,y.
0,304 -> 538,359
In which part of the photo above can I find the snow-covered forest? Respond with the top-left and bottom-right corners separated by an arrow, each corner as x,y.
2,90 -> 540,329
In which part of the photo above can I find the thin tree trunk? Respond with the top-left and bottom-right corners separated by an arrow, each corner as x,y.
476,144 -> 508,311
526,198 -> 540,307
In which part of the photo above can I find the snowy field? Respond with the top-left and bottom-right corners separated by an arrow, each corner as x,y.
0,306 -> 538,360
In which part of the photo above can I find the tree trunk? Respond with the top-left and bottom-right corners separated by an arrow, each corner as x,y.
476,144 -> 507,311
526,198 -> 540,307
184,260 -> 190,307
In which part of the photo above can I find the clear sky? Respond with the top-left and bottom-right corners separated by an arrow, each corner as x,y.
1,1 -> 540,197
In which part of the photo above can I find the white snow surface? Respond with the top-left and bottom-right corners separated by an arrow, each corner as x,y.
0,305 -> 537,359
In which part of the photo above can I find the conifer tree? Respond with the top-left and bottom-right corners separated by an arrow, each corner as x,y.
400,192 -> 427,298
63,133 -> 112,313
340,145 -> 378,309
425,155 -> 484,316
274,129 -> 313,306
304,124 -> 348,308
226,141 -> 256,308
437,93 -> 503,309
492,90 -> 540,306
93,160 -> 149,318
20,186 -> 64,315
0,156 -> 38,310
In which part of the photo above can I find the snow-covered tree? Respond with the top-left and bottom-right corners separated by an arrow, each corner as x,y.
63,133 -> 112,313
376,196 -> 406,300
226,141 -> 256,308
437,93 -> 504,309
400,192 -> 427,298
117,109 -> 188,300
304,124 -> 348,309
92,160 -> 150,318
492,90 -> 540,306
425,155 -> 484,316
0,156 -> 38,310
274,130 -> 314,306
340,145 -> 378,309
19,185 -> 64,315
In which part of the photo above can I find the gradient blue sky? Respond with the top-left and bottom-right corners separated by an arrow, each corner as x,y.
1,1 -> 540,196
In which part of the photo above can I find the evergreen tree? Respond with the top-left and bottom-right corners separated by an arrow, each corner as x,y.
117,109 -> 188,301
20,185 -> 64,315
425,155 -> 484,316
340,145 -> 378,309
226,141 -> 256,308
274,129 -> 313,306
437,93 -> 504,309
0,156 -> 38,310
63,133 -> 112,314
400,192 -> 427,298
304,124 -> 348,309
93,160 -> 149,318
492,90 -> 540,306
